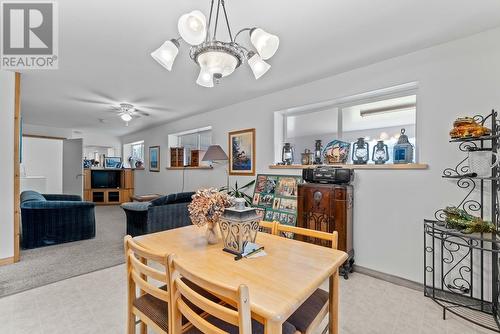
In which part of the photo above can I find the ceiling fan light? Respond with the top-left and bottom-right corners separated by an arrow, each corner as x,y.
248,52 -> 271,79
250,28 -> 279,60
150,40 -> 179,71
178,10 -> 207,45
196,67 -> 214,88
121,113 -> 133,122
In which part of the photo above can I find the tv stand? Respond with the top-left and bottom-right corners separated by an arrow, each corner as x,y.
83,168 -> 134,205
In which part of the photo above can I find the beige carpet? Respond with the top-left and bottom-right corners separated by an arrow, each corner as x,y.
0,206 -> 126,297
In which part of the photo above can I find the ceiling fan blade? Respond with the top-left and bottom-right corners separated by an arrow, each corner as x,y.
68,97 -> 109,105
88,90 -> 116,103
140,105 -> 171,111
135,109 -> 150,117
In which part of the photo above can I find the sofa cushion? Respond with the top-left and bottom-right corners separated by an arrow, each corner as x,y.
150,194 -> 175,207
170,192 -> 195,204
121,202 -> 151,212
20,191 -> 47,204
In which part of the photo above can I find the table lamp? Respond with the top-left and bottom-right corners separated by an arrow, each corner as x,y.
203,145 -> 229,190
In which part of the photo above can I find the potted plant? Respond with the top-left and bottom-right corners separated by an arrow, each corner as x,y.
220,179 -> 256,206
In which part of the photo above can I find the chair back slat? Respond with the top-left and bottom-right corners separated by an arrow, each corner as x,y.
131,270 -> 170,302
258,220 -> 277,235
176,277 -> 240,326
276,224 -> 338,249
178,299 -> 229,334
129,250 -> 168,282
168,254 -> 252,334
125,235 -> 166,263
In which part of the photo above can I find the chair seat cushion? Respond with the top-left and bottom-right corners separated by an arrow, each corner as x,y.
185,316 -> 297,334
286,288 -> 328,333
132,278 -> 221,332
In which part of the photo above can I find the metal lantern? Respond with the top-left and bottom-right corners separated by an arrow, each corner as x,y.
372,140 -> 389,164
352,137 -> 369,164
282,142 -> 295,165
219,198 -> 260,255
393,128 -> 414,164
314,140 -> 323,164
301,149 -> 314,165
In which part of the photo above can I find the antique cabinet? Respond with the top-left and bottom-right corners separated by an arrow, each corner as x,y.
297,183 -> 354,278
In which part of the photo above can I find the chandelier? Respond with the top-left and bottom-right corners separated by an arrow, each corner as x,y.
150,0 -> 280,88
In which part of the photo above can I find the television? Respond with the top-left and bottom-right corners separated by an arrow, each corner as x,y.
91,170 -> 121,189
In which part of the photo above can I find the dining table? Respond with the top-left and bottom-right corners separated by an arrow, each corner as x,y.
134,225 -> 348,334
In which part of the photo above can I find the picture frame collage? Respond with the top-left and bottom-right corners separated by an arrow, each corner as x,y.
251,174 -> 302,226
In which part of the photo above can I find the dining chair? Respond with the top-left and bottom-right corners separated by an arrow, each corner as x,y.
124,235 -> 170,334
168,254 -> 299,334
124,236 -> 222,334
275,224 -> 338,334
258,220 -> 277,235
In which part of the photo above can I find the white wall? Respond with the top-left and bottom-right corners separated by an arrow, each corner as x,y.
0,71 -> 16,260
21,137 -> 63,193
122,28 -> 500,283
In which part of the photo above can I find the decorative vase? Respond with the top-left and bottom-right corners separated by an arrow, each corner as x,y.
205,221 -> 219,245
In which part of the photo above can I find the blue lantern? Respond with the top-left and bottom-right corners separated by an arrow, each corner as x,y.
393,128 -> 414,164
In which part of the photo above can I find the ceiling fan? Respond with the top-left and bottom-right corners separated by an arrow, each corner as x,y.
68,90 -> 172,126
109,103 -> 150,126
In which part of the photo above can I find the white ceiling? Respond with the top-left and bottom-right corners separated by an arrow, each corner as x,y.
20,0 -> 500,136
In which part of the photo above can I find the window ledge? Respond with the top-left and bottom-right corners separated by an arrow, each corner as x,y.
269,163 -> 428,170
166,166 -> 213,170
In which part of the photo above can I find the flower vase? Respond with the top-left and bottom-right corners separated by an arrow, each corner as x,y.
205,222 -> 219,245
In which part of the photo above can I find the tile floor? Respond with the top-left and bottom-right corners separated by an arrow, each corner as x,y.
0,264 -> 495,334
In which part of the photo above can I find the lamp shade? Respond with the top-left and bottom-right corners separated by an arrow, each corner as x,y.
178,10 -> 207,45
150,40 -> 179,71
121,113 -> 132,122
203,145 -> 228,161
248,52 -> 271,79
196,67 -> 214,88
250,28 -> 279,60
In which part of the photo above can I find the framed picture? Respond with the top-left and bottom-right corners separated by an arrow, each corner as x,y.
251,174 -> 303,226
104,157 -> 122,168
228,128 -> 255,176
149,146 -> 160,172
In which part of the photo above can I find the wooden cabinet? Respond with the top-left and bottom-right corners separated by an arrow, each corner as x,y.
297,183 -> 354,277
170,147 -> 185,167
83,169 -> 135,205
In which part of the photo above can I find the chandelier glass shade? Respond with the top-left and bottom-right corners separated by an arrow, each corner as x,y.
151,0 -> 279,88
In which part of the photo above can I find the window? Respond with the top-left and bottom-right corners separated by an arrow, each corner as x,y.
168,126 -> 212,165
275,83 -> 417,164
123,140 -> 144,167
131,142 -> 144,161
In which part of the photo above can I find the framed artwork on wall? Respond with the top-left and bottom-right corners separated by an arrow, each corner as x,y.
228,128 -> 255,176
149,146 -> 160,172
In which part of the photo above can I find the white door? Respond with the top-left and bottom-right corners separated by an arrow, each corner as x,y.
63,138 -> 83,197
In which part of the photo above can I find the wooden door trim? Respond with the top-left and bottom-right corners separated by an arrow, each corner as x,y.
13,72 -> 21,263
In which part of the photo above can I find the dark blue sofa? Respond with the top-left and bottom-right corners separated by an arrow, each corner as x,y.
20,191 -> 96,249
121,192 -> 194,237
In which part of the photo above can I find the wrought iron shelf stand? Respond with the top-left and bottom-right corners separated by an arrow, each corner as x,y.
424,110 -> 500,332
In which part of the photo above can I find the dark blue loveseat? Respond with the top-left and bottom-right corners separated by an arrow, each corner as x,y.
20,191 -> 96,249
121,192 -> 194,237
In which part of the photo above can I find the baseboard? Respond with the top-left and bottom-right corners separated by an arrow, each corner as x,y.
0,257 -> 15,266
353,264 -> 423,291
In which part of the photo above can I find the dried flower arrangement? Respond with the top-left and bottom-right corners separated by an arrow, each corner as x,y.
188,188 -> 233,228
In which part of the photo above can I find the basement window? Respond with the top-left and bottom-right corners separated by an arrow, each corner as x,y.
275,82 -> 417,164
168,126 -> 212,165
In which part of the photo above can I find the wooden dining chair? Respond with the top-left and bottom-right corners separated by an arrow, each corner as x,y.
258,220 -> 277,235
168,254 -> 299,334
275,224 -> 338,334
125,236 -> 223,334
124,235 -> 170,334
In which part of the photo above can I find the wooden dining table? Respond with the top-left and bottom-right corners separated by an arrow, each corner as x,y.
134,225 -> 348,334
